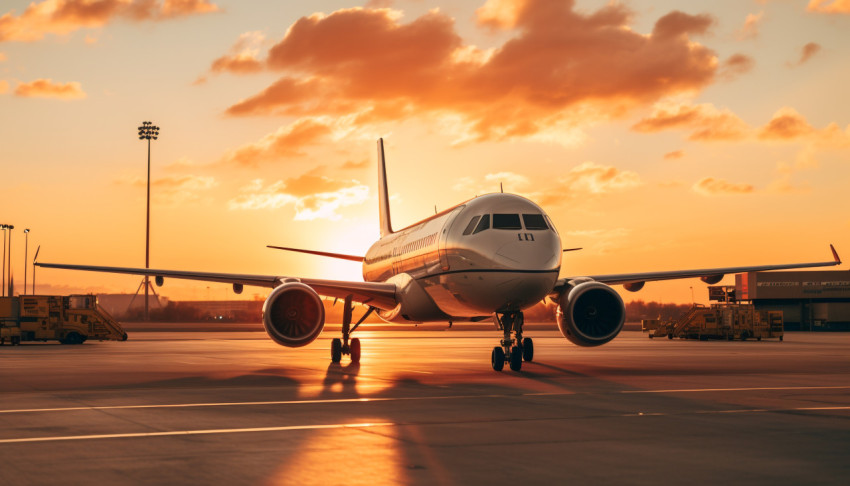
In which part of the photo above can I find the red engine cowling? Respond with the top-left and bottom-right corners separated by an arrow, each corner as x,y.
556,281 -> 625,347
262,282 -> 325,347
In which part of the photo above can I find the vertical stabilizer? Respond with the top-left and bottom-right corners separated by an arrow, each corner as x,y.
377,138 -> 394,237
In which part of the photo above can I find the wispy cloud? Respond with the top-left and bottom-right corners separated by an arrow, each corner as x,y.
807,0 -> 850,14
632,99 -> 749,141
787,42 -> 822,67
14,78 -> 85,99
116,174 -> 218,205
0,0 -> 219,43
693,177 -> 754,196
735,11 -> 763,40
227,171 -> 370,221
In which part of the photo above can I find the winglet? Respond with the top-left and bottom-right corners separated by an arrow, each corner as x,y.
377,138 -> 394,237
831,244 -> 841,264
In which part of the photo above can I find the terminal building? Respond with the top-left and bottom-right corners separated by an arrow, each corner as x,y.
734,271 -> 850,331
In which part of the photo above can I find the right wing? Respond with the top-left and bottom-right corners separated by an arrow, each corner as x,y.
35,263 -> 398,310
552,244 -> 842,293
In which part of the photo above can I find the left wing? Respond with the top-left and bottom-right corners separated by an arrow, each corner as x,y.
35,263 -> 398,310
553,244 -> 842,293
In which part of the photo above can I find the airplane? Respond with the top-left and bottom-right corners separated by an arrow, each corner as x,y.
37,139 -> 843,371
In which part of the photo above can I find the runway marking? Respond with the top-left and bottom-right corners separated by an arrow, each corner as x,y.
0,422 -> 395,444
1,385 -> 848,415
626,406 -> 850,417
619,385 -> 850,394
3,405 -> 850,444
0,394 -> 545,414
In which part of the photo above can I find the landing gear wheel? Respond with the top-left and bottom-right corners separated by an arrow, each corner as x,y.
667,334 -> 673,340
779,335 -> 784,342
350,338 -> 361,363
331,338 -> 342,363
509,347 -> 522,371
11,336 -> 21,346
491,347 -> 505,371
521,337 -> 534,362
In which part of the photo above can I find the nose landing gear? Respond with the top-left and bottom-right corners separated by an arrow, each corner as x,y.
331,295 -> 375,364
491,311 -> 533,372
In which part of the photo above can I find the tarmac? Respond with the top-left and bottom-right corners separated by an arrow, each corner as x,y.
2,328 -> 850,485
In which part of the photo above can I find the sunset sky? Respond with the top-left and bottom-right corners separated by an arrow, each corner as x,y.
2,0 -> 848,304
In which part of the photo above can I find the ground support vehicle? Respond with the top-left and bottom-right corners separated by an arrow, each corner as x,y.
643,303 -> 783,341
0,295 -> 128,345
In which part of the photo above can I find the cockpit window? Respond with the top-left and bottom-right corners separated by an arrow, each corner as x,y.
493,213 -> 522,230
462,216 -> 481,235
472,214 -> 490,234
522,214 -> 548,230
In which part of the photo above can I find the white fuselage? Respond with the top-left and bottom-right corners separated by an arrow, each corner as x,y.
362,193 -> 562,323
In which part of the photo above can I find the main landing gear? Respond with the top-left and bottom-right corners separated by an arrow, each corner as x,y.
491,311 -> 534,372
331,295 -> 375,364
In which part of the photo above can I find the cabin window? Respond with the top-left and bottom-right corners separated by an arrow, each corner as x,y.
522,214 -> 548,230
472,214 -> 490,234
463,216 -> 481,235
493,213 -> 522,230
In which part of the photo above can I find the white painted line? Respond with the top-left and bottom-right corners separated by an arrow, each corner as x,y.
2,385 -> 847,416
0,393 -> 532,415
0,422 -> 395,444
625,406 -> 850,417
619,385 -> 850,394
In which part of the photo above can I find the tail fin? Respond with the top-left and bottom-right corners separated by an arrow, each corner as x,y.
377,138 -> 393,237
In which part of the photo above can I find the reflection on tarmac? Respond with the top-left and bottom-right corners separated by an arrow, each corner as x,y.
1,330 -> 850,484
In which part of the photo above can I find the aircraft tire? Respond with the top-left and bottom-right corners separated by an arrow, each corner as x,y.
522,337 -> 534,362
331,338 -> 342,363
350,338 -> 361,363
509,347 -> 522,371
491,347 -> 505,371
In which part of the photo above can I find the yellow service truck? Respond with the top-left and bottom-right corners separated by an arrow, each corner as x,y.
0,295 -> 128,345
644,303 -> 783,341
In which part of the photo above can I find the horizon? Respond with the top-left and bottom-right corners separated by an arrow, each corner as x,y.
2,0 -> 848,304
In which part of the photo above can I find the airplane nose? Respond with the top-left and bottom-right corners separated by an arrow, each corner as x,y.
495,232 -> 561,271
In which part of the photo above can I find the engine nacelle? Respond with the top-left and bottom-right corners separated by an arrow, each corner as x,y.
262,282 -> 325,347
556,281 -> 625,347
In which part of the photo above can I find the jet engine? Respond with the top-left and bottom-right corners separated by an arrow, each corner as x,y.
556,281 -> 625,347
262,282 -> 325,347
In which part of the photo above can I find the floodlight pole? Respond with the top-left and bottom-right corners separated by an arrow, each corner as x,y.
23,229 -> 29,295
1,225 -> 6,297
1,225 -> 5,297
7,225 -> 12,296
138,121 -> 159,321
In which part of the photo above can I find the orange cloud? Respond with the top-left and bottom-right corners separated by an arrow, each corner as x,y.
736,11 -> 763,40
561,162 -> 642,195
221,118 -> 333,167
228,171 -> 370,220
219,1 -> 719,143
14,78 -> 85,99
807,0 -> 850,14
207,31 -> 265,75
119,173 -> 218,205
632,101 -> 749,141
790,42 -> 822,66
0,0 -> 219,43
720,53 -> 755,79
693,177 -> 754,195
759,108 -> 815,140
663,150 -> 684,160
758,107 -> 850,147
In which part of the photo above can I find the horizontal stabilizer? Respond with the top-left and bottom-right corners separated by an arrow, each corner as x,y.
267,245 -> 364,263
